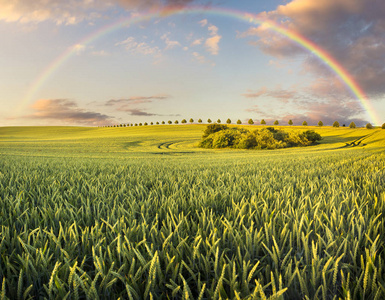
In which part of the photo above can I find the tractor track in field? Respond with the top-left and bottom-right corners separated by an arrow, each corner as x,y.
339,131 -> 378,148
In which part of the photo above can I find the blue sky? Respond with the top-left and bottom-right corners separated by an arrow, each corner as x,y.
1,0 -> 384,126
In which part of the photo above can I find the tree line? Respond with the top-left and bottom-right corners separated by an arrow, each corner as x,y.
102,119 -> 385,129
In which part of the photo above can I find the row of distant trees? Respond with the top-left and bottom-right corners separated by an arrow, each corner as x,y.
103,119 -> 385,129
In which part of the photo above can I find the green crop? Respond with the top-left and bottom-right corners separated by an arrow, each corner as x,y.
0,125 -> 384,299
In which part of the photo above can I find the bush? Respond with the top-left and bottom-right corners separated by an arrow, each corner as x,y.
217,119 -> 221,124
144,122 -> 148,126
202,124 -> 229,138
333,121 -> 340,127
168,120 -> 172,124
199,125 -> 321,150
288,120 -> 293,125
349,122 -> 356,128
156,122 -> 159,125
198,119 -> 202,123
207,119 -> 212,123
382,123 -> 385,129
237,119 -> 242,124
366,123 -> 373,129
226,118 -> 231,124
318,121 -> 323,126
302,130 -> 322,143
302,121 -> 308,126
175,120 -> 179,124
274,120 -> 279,125
181,119 -> 187,124
189,118 -> 194,123
261,119 -> 266,125
248,119 -> 254,125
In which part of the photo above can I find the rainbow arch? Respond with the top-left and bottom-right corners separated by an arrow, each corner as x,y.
20,6 -> 380,125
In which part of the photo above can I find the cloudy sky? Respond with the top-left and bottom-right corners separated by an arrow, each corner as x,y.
1,0 -> 384,126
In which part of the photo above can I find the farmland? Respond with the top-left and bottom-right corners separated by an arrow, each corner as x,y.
0,125 -> 384,299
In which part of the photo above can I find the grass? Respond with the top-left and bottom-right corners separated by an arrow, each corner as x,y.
0,125 -> 384,299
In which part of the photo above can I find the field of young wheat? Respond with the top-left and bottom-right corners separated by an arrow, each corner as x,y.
0,125 -> 384,299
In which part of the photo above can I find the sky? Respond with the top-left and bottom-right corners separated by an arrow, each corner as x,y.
1,0 -> 385,127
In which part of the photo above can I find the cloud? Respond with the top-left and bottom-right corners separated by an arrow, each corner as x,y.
243,83 -> 367,126
191,38 -> 203,46
198,19 -> 208,27
25,99 -> 113,125
161,33 -> 181,50
105,94 -> 170,116
240,0 -> 385,98
73,44 -> 86,55
208,24 -> 218,35
0,0 -> 206,24
105,95 -> 170,106
205,34 -> 221,55
115,36 -> 161,56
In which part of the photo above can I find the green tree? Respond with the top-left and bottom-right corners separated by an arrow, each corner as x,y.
226,118 -> 231,124
139,123 -> 143,126
134,123 -> 138,126
261,119 -> 266,125
150,122 -> 153,125
237,119 -> 242,124
248,119 -> 254,125
181,119 -> 187,124
217,119 -> 221,124
207,119 -> 212,123
349,122 -> 356,128
156,122 -> 159,125
189,118 -> 194,123
302,121 -> 308,126
333,121 -> 340,127
366,123 -> 373,129
198,119 -> 202,123
162,121 -> 165,124
288,120 -> 293,125
382,123 -> 385,129
318,121 -> 323,126
144,122 -> 148,126
168,120 -> 172,124
175,120 -> 179,124
274,120 -> 279,125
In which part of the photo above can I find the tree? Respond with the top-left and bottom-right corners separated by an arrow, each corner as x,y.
226,118 -> 231,124
318,121 -> 323,127
150,122 -> 153,125
189,118 -> 194,123
198,119 -> 202,123
139,123 -> 143,126
333,121 -> 339,127
366,123 -> 373,129
162,121 -> 165,124
156,122 -> 159,125
144,122 -> 148,126
382,123 -> 385,129
135,123 -> 138,126
237,119 -> 242,124
288,120 -> 293,125
175,120 -> 179,124
261,119 -> 266,125
168,120 -> 172,124
248,119 -> 254,125
274,120 -> 279,125
349,122 -> 356,128
207,119 -> 212,123
302,121 -> 308,126
181,119 -> 187,124
217,119 -> 221,124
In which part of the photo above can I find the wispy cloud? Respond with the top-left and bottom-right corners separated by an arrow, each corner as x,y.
115,36 -> 161,57
25,99 -> 113,125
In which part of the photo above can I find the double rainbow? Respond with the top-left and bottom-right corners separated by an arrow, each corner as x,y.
20,6 -> 380,125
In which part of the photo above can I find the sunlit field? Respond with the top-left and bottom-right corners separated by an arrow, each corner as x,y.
0,125 -> 384,299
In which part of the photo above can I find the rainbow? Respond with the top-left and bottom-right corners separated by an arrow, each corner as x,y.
19,6 -> 380,125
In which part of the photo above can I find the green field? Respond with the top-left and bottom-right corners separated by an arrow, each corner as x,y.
0,125 -> 384,299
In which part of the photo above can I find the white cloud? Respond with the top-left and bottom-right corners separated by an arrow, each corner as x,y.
205,35 -> 221,55
115,36 -> 161,56
198,19 -> 208,27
